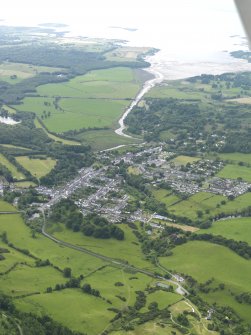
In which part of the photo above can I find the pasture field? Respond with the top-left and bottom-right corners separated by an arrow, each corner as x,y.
18,96 -> 130,132
0,263 -> 67,297
169,300 -> 194,317
228,97 -> 251,104
0,214 -> 105,276
152,220 -> 199,232
105,46 -> 152,63
34,118 -> 81,145
145,290 -> 181,310
128,166 -> 142,175
50,223 -> 156,271
152,188 -> 172,199
16,289 -> 115,335
171,155 -> 200,165
219,192 -> 251,213
59,98 -> 129,130
15,156 -> 56,178
76,129 -> 135,151
218,152 -> 251,165
16,97 -> 56,114
169,192 -> 251,221
14,67 -> 142,134
1,105 -> 16,114
146,77 -> 250,101
217,164 -> 251,182
0,200 -> 16,212
146,84 -> 202,100
160,241 -> 251,322
0,144 -> 30,151
0,154 -> 25,180
0,62 -> 62,84
87,266 -> 154,308
168,192 -> 225,220
14,181 -> 36,188
198,217 -> 251,244
111,322 -> 183,335
78,67 -> 136,83
0,240 -> 33,274
37,67 -> 140,99
152,189 -> 180,207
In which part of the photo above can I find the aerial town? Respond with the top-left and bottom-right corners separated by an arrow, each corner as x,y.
2,143 -> 248,224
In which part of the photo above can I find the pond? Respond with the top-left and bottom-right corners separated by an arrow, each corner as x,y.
0,116 -> 20,125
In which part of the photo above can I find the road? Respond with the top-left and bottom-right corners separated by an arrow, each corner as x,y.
40,167 -> 101,210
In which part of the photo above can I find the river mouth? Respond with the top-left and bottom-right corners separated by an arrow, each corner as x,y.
0,116 -> 20,125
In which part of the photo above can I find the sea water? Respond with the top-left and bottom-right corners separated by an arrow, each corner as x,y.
2,0 -> 251,79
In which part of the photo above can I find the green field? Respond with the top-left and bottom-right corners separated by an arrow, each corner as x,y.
87,266 -> 154,308
18,96 -> 130,132
218,192 -> 251,213
111,322 -> 183,335
0,200 -> 16,212
128,166 -> 142,175
145,291 -> 181,310
0,210 -> 175,334
0,214 -> 104,276
172,155 -> 200,165
217,164 -> 251,182
169,192 -> 225,220
16,289 -> 114,335
146,76 -> 250,102
0,154 -> 25,180
14,181 -> 36,188
15,156 -> 56,178
34,118 -> 81,145
0,62 -> 62,84
198,217 -> 251,244
146,84 -> 202,100
0,263 -> 66,297
105,46 -> 152,63
218,152 -> 251,165
37,67 -> 140,99
1,105 -> 16,114
14,67 -> 141,134
153,189 -> 180,207
0,240 -> 33,274
169,191 -> 251,221
50,223 -> 156,271
0,144 -> 30,151
160,241 -> 251,322
76,129 -> 136,151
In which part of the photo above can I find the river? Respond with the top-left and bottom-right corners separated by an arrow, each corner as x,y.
115,65 -> 164,138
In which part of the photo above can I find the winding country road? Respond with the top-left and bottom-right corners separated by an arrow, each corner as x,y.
115,67 -> 164,138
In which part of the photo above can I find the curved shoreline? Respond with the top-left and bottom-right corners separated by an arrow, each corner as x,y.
115,65 -> 164,138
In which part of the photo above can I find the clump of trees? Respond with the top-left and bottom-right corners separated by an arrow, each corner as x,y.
82,283 -> 100,297
50,199 -> 125,240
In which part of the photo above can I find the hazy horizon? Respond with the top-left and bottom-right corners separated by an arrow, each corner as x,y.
1,0 -> 251,79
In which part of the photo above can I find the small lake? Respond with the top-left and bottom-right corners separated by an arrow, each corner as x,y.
0,116 -> 20,125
